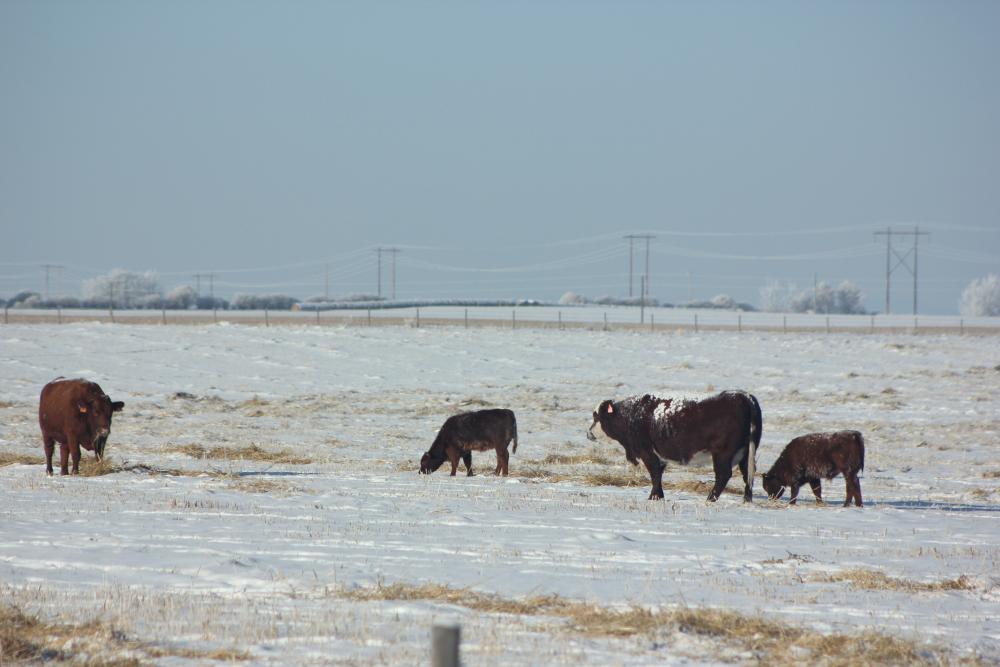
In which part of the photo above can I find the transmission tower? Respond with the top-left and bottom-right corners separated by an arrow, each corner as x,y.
873,226 -> 929,315
41,264 -> 63,300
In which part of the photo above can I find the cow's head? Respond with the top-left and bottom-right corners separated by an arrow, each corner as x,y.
586,400 -> 615,442
78,394 -> 124,459
419,451 -> 446,474
761,473 -> 785,500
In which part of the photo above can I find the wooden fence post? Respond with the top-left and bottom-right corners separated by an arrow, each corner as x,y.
58,307 -> 62,325
558,310 -> 562,330
431,624 -> 460,667
826,316 -> 830,334
694,313 -> 698,333
316,309 -> 320,325
512,309 -> 516,330
603,312 -> 608,332
464,308 -> 468,329
870,314 -> 875,334
650,313 -> 654,332
416,308 -> 420,328
162,307 -> 167,325
367,309 -> 371,326
782,315 -> 787,333
738,314 -> 742,333
265,309 -> 269,327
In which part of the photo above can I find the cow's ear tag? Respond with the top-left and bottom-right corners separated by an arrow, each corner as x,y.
607,404 -> 614,414
78,405 -> 88,414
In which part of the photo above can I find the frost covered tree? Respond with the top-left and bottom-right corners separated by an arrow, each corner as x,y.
787,280 -> 865,314
82,269 -> 161,308
558,291 -> 587,305
758,282 -> 794,313
834,281 -> 865,314
959,274 -> 1000,317
164,285 -> 197,309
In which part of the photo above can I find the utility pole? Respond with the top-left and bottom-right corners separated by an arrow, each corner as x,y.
376,248 -> 401,299
41,264 -> 63,300
623,234 -> 655,299
874,226 -> 929,315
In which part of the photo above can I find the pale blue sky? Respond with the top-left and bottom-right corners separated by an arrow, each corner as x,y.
1,1 -> 997,313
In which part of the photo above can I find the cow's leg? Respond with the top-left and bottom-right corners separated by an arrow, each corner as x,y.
463,452 -> 474,477
738,454 -> 752,503
847,473 -> 863,507
789,482 -> 801,505
59,441 -> 70,476
809,478 -> 823,503
642,456 -> 665,500
448,452 -> 460,476
43,436 -> 56,476
70,439 -> 82,475
708,455 -> 733,502
496,448 -> 509,476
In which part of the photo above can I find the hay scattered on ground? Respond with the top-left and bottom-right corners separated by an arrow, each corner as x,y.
0,604 -> 249,665
0,452 -> 45,467
168,443 -> 311,465
814,568 -> 975,593
340,582 -> 954,666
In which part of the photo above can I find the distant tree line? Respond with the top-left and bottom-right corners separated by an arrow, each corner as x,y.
2,269 -> 299,311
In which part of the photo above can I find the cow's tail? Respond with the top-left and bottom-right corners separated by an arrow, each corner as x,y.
746,393 -> 762,488
857,431 -> 865,473
511,412 -> 518,455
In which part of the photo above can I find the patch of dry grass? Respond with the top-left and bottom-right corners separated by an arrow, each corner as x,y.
0,604 -> 249,665
0,452 -> 45,467
815,568 -> 975,593
76,459 -> 198,478
982,470 -> 1000,479
168,443 -> 311,465
227,477 -> 305,495
340,583 -> 956,665
513,465 -> 741,496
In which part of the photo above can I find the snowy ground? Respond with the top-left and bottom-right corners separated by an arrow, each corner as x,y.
1,322 -> 999,665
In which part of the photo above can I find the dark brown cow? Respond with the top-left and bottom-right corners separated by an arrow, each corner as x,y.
420,409 -> 518,477
38,378 -> 124,475
762,431 -> 865,507
587,391 -> 762,502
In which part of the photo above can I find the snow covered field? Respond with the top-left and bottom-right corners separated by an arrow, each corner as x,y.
1,322 -> 999,665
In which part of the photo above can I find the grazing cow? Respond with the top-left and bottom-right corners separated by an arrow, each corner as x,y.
762,431 -> 865,507
420,409 -> 518,477
587,391 -> 762,502
38,378 -> 124,476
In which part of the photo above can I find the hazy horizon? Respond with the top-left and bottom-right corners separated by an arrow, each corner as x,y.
2,2 -> 998,314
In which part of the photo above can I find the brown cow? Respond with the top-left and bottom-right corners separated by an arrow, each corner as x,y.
588,391 -> 762,502
420,409 -> 518,476
762,430 -> 865,507
38,378 -> 124,475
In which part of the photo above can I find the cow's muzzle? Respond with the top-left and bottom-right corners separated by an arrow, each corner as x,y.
94,433 -> 109,459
